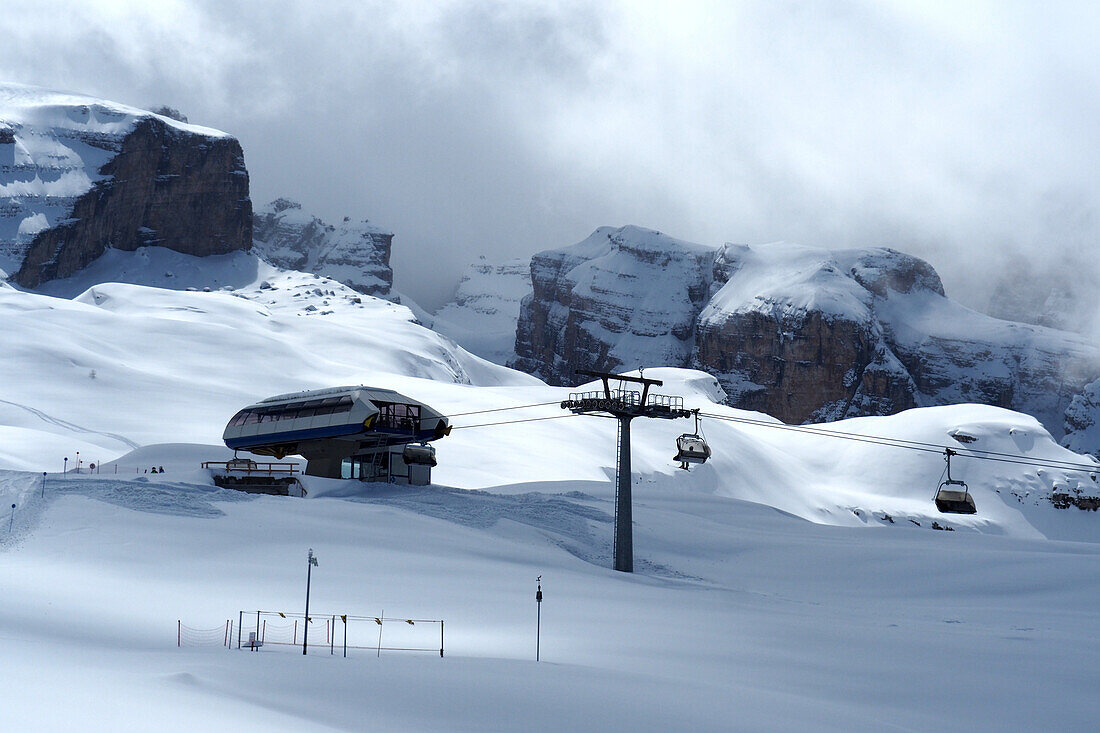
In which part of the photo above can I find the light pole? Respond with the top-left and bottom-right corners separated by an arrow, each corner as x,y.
303,548 -> 318,655
535,576 -> 543,661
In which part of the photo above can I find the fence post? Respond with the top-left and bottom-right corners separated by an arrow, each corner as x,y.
262,619 -> 266,644
237,611 -> 243,649
343,615 -> 347,658
177,619 -> 181,647
228,620 -> 233,650
440,620 -> 444,658
224,619 -> 230,647
293,619 -> 298,645
330,616 -> 335,655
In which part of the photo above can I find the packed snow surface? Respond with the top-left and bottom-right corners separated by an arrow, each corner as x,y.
2,260 -> 1099,731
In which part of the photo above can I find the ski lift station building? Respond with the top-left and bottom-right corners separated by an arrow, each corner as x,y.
221,386 -> 450,485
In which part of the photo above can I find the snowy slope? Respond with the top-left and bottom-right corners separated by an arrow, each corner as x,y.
0,267 -> 534,471
2,273 -> 1100,730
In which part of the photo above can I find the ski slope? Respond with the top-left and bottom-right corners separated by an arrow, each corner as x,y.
1,253 -> 1099,730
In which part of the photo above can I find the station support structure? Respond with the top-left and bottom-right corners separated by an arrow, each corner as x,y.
561,370 -> 692,572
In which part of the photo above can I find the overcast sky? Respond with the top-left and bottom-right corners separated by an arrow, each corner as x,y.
2,0 -> 1097,312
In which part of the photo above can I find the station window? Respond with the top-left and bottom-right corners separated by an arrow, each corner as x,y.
375,402 -> 421,431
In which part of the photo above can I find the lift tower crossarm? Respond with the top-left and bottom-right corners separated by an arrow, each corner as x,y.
563,370 -> 692,572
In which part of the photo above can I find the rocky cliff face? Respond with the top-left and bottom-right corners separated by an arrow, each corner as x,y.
510,226 -> 1100,451
512,226 -> 714,384
251,198 -> 392,297
1,83 -> 251,287
431,257 -> 532,365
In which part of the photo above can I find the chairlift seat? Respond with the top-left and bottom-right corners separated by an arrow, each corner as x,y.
675,434 -> 711,464
935,481 -> 976,514
402,443 -> 437,467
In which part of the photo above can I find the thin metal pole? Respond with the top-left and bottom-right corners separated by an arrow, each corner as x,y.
177,619 -> 181,647
8,504 -> 14,532
41,472 -> 46,498
330,616 -> 334,655
228,620 -> 233,650
343,616 -> 347,658
303,553 -> 313,655
614,417 -> 633,572
262,619 -> 266,644
255,611 -> 260,651
377,610 -> 384,657
440,620 -> 444,658
237,611 -> 243,649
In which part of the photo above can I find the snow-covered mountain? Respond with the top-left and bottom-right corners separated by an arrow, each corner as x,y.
0,82 -> 251,287
512,226 -> 713,380
431,257 -> 532,364
252,198 -> 393,297
511,226 -> 1100,453
2,258 -> 1100,729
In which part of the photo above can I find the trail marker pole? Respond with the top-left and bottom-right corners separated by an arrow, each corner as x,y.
41,472 -> 46,498
342,615 -> 347,658
8,504 -> 14,532
64,457 -> 68,475
536,576 -> 543,661
303,548 -> 318,655
237,611 -> 243,649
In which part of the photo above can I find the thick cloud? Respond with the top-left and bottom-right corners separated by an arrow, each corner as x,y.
1,0 -> 1097,316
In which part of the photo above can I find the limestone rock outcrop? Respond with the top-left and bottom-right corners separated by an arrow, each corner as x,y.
1,83 -> 251,287
252,198 -> 393,297
510,226 -> 1100,449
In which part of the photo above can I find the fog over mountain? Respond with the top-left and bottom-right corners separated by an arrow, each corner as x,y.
1,1 -> 1097,315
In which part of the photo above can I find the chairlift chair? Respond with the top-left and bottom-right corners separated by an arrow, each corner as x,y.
675,412 -> 712,469
935,448 -> 976,514
402,442 -> 437,467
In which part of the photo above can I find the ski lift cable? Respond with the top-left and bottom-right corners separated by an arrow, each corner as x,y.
701,410 -> 1098,470
696,411 -> 1099,474
450,413 -> 581,431
444,401 -> 564,418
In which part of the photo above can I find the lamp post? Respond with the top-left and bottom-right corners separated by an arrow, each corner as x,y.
303,548 -> 318,655
535,575 -> 543,661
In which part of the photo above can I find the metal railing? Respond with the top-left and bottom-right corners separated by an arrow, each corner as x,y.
201,461 -> 300,476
